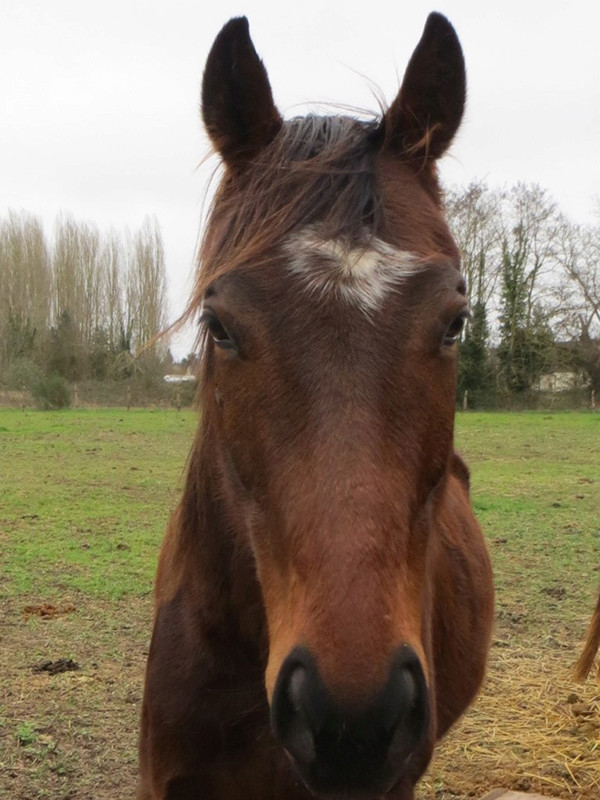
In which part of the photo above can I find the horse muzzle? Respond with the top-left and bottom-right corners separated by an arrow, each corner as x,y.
270,644 -> 429,798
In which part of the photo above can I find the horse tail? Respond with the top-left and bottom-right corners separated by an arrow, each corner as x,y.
575,588 -> 600,681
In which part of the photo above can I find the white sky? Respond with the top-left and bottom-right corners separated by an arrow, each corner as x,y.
2,1 -> 599,357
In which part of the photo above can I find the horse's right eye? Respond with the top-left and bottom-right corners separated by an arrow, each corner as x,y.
200,310 -> 237,351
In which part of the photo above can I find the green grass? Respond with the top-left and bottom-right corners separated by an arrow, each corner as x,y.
455,411 -> 600,635
0,408 -> 196,599
2,407 -> 597,627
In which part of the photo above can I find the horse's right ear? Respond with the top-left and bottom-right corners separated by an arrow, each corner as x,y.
202,17 -> 282,168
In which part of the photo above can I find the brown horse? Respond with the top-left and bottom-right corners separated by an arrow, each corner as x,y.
138,13 -> 494,800
575,591 -> 600,680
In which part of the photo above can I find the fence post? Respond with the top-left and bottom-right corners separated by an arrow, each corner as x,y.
463,389 -> 469,412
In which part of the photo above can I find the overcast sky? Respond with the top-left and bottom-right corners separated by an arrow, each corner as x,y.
2,1 -> 599,356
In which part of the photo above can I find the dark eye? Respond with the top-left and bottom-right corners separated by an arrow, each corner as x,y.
200,310 -> 237,351
443,309 -> 470,347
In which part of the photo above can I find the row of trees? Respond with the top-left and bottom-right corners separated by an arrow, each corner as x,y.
0,211 -> 169,391
445,182 -> 599,406
1,182 -> 598,408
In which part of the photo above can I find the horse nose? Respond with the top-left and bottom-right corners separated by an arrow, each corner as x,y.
270,645 -> 429,795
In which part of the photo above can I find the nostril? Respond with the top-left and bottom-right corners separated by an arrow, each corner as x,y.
285,720 -> 316,765
272,661 -> 317,765
286,665 -> 316,763
382,667 -> 417,733
387,648 -> 429,763
288,665 -> 308,712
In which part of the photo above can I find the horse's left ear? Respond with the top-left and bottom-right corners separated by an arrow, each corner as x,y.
381,13 -> 465,162
202,17 -> 283,168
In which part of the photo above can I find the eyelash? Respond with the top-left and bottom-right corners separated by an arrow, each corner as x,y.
200,310 -> 237,351
443,309 -> 470,346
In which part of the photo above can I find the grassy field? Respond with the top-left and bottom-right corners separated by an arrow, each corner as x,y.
0,409 -> 599,799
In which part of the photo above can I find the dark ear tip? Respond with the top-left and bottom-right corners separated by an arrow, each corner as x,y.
422,12 -> 462,51
420,12 -> 465,78
202,16 -> 281,165
211,16 -> 251,51
202,16 -> 253,108
424,11 -> 456,34
380,12 -> 464,162
219,16 -> 250,36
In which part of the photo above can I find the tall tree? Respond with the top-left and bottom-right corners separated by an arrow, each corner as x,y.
553,217 -> 600,394
0,211 -> 51,368
497,185 -> 558,395
457,300 -> 492,406
445,181 -> 503,308
445,182 -> 501,404
127,216 -> 168,355
99,230 -> 127,353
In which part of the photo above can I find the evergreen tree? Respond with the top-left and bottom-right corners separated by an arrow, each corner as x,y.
46,310 -> 83,381
457,301 -> 492,406
498,232 -> 554,394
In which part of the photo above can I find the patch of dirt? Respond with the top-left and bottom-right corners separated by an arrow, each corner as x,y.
541,585 -> 567,600
33,659 -> 80,675
23,602 -> 77,620
496,607 -> 528,626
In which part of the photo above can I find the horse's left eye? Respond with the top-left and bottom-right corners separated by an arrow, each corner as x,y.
200,310 -> 237,351
443,310 -> 470,347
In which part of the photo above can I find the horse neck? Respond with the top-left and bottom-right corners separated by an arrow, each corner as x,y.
176,419 -> 267,652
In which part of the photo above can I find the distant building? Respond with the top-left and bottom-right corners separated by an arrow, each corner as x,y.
537,371 -> 580,392
163,374 -> 197,384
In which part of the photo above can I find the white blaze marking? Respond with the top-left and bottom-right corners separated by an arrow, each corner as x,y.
285,229 -> 422,313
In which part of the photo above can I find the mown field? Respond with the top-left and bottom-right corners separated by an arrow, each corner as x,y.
0,409 -> 599,799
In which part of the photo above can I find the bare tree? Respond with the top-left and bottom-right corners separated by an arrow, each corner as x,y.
79,221 -> 102,345
100,230 -> 127,352
445,180 -> 503,307
0,211 -> 51,368
52,214 -> 85,334
554,219 -> 600,393
127,216 -> 168,355
52,214 -> 107,346
504,184 -> 561,326
444,182 -> 505,405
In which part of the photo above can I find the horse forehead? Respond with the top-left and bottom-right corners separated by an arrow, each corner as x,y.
284,228 -> 423,312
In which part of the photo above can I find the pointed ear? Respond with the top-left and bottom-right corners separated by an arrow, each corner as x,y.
382,13 -> 465,162
201,17 -> 283,168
